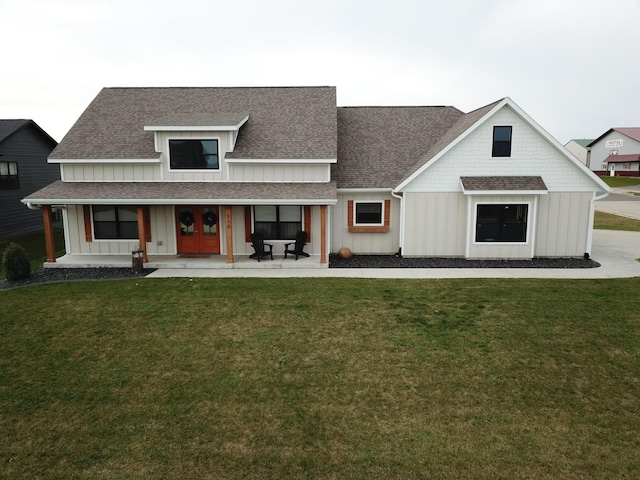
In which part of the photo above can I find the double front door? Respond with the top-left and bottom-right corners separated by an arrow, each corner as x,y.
176,206 -> 220,254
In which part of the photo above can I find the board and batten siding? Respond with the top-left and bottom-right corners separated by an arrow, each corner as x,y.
228,163 -> 329,182
61,164 -> 161,182
64,204 -> 176,255
403,192 -> 466,257
332,193 -> 399,254
535,191 -> 593,257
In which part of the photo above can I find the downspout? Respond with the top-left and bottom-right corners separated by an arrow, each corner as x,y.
586,190 -> 610,257
391,190 -> 404,257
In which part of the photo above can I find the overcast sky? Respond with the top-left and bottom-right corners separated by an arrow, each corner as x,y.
2,0 -> 639,144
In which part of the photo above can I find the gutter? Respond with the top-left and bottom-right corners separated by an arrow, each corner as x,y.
391,190 -> 404,257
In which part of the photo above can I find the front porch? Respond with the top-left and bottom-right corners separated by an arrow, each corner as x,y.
43,253 -> 327,270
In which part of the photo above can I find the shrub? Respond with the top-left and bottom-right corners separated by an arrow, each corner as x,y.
2,242 -> 31,281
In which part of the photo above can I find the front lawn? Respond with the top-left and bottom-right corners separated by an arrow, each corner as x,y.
1,277 -> 639,479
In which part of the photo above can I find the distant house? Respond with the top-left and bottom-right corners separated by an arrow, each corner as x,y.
587,128 -> 640,176
0,120 -> 58,238
564,139 -> 593,166
22,87 -> 609,266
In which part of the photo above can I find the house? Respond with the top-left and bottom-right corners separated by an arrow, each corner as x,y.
22,87 -> 609,266
564,139 -> 593,166
0,120 -> 58,238
586,128 -> 640,177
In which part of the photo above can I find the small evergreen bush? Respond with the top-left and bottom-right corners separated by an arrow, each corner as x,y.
2,242 -> 31,281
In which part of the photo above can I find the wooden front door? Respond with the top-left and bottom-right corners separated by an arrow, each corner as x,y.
176,206 -> 220,254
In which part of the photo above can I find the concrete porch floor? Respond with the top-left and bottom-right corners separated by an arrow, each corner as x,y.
43,253 -> 326,269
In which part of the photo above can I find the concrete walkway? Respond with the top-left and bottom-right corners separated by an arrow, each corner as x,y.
596,185 -> 640,220
146,229 -> 640,280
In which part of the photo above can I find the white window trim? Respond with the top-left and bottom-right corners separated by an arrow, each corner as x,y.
472,201 -> 532,245
166,136 -> 222,172
353,200 -> 385,227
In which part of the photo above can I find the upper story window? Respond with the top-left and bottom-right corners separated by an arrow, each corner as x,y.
492,126 -> 512,157
169,139 -> 219,170
0,161 -> 19,189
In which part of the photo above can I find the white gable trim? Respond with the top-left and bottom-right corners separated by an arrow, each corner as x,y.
394,98 -> 610,194
143,115 -> 249,132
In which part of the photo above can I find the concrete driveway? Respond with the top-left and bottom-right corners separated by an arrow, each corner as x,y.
596,185 -> 640,220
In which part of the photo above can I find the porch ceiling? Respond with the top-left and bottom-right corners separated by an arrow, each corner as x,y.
22,180 -> 337,205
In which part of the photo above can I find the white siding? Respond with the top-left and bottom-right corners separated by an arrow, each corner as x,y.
229,163 -> 330,182
403,192 -> 466,257
331,193 -> 400,254
62,164 -> 162,182
535,191 -> 593,257
65,205 -> 176,255
402,105 -> 600,193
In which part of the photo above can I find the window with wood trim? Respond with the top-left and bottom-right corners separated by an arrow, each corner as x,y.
89,205 -> 151,241
254,205 -> 302,240
348,200 -> 390,233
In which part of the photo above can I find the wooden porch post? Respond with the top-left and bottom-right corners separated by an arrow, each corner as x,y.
42,205 -> 56,263
320,205 -> 327,264
225,206 -> 234,263
136,206 -> 148,263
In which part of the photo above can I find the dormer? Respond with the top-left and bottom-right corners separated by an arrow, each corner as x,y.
144,113 -> 249,181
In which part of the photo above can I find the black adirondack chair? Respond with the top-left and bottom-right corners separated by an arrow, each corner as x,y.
250,232 -> 273,261
284,231 -> 310,260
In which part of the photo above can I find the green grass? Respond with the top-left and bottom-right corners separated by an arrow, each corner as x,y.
594,211 -> 640,231
0,228 -> 65,279
599,175 -> 640,187
1,277 -> 639,479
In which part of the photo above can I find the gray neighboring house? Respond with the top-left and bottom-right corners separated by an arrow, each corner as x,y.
22,87 -> 609,266
0,120 -> 58,238
586,128 -> 640,177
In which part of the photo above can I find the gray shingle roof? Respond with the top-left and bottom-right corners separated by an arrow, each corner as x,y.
51,87 -> 337,160
333,100 -> 502,189
460,176 -> 547,191
23,180 -> 337,205
333,106 -> 465,189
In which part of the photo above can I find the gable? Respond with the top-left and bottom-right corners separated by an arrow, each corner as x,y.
399,102 -> 607,193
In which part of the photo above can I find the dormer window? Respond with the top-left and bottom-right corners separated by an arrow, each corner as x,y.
492,126 -> 512,157
169,139 -> 219,170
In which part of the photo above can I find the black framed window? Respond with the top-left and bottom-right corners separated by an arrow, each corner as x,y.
476,204 -> 528,243
355,202 -> 383,225
254,205 -> 301,240
0,162 -> 19,189
492,126 -> 512,157
169,139 -> 219,170
93,206 -> 139,240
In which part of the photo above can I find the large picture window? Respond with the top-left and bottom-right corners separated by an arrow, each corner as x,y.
254,205 -> 302,240
0,162 -> 19,189
93,206 -> 139,240
476,204 -> 528,243
169,139 -> 219,170
492,126 -> 512,157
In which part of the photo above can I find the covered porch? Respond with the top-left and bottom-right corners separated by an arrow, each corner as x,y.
22,180 -> 337,269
